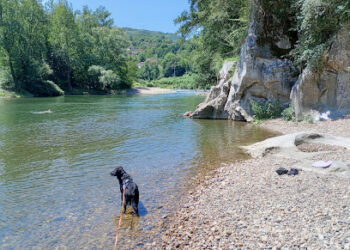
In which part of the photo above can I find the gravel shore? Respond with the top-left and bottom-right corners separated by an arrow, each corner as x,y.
161,119 -> 350,249
259,117 -> 350,137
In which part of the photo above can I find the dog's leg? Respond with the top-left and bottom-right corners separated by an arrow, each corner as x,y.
123,201 -> 127,214
131,200 -> 139,215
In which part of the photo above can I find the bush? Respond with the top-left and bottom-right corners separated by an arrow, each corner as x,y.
0,67 -> 14,88
291,0 -> 350,68
26,80 -> 64,97
303,114 -> 314,124
282,105 -> 295,121
150,74 -> 198,89
88,65 -> 121,91
250,99 -> 282,120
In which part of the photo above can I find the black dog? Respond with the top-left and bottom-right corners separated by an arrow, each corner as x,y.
110,166 -> 139,215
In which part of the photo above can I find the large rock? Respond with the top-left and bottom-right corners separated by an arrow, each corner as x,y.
191,0 -> 297,121
190,61 -> 236,119
291,23 -> 350,121
242,132 -> 350,178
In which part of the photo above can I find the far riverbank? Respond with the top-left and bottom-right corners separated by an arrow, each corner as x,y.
0,87 -> 177,98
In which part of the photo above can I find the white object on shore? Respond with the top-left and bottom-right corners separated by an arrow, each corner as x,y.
312,161 -> 333,168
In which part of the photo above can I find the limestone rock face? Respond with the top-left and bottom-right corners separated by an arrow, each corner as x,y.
191,1 -> 297,121
190,61 -> 236,119
291,23 -> 350,121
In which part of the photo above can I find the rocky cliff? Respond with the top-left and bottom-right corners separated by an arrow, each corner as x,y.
190,0 -> 297,121
291,22 -> 350,121
191,1 -> 350,122
190,61 -> 235,119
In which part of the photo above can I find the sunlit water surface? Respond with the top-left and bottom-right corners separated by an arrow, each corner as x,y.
0,92 -> 276,249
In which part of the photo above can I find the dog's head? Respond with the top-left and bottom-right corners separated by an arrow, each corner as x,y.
110,166 -> 125,177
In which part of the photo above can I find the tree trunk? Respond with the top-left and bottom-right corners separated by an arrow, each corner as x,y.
67,62 -> 72,91
8,58 -> 20,90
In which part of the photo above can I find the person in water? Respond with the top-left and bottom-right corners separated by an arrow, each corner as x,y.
40,109 -> 52,114
33,109 -> 52,114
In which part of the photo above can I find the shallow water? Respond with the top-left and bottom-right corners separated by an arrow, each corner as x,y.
0,92 -> 276,249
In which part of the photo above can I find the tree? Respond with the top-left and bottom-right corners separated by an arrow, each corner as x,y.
140,60 -> 160,81
162,52 -> 187,77
0,0 -> 50,91
48,0 -> 78,90
88,65 -> 121,90
91,27 -> 130,88
94,6 -> 113,27
175,0 -> 249,85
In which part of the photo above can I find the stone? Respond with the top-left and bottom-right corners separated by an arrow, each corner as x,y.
291,22 -> 350,121
190,61 -> 236,119
242,132 -> 350,178
276,167 -> 289,175
287,168 -> 299,176
183,111 -> 192,117
190,1 -> 297,121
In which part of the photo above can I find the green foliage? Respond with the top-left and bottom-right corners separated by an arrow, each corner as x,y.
123,28 -> 180,59
303,114 -> 314,124
0,0 -> 49,91
290,0 -> 350,68
0,67 -> 14,88
0,0 -> 131,96
126,60 -> 139,82
175,0 -> 249,86
135,74 -> 199,89
27,80 -> 64,97
250,99 -> 283,120
162,53 -> 187,78
88,65 -> 121,90
151,74 -> 198,89
282,105 -> 295,121
140,60 -> 160,81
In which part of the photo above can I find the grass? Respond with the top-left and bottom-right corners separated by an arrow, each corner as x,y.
224,56 -> 239,63
133,74 -> 201,90
0,87 -> 32,98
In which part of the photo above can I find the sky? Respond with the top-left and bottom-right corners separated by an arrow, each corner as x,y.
66,0 -> 190,33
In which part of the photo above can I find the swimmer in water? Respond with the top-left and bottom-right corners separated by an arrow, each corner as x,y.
33,109 -> 52,114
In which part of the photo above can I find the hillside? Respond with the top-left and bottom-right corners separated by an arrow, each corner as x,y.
122,27 -> 182,60
122,27 -> 179,42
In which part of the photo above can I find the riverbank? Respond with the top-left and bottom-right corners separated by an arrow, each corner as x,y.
259,117 -> 350,137
161,118 -> 350,249
0,88 -> 33,98
0,87 -> 176,98
126,87 -> 175,95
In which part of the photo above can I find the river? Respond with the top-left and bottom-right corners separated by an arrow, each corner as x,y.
0,92 -> 276,249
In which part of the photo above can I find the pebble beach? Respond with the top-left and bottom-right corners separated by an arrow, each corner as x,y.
160,118 -> 350,249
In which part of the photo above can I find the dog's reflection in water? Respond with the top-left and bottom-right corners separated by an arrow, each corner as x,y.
112,201 -> 148,237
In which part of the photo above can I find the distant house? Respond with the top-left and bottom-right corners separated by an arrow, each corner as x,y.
137,58 -> 158,69
148,57 -> 157,62
137,62 -> 145,68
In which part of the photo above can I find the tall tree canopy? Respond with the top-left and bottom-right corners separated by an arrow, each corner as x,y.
0,0 -> 131,96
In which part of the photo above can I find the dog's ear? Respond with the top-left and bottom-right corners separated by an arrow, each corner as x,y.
116,166 -> 124,171
110,166 -> 124,176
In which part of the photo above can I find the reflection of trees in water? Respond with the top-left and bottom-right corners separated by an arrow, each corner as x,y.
191,120 -> 277,175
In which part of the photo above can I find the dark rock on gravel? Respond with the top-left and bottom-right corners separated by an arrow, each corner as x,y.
276,167 -> 289,175
288,168 -> 299,175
